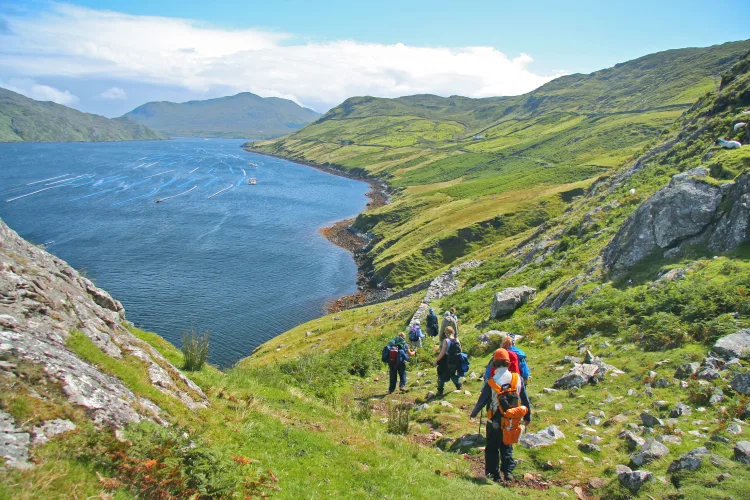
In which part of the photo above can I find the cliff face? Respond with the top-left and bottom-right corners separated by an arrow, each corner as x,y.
0,218 -> 207,467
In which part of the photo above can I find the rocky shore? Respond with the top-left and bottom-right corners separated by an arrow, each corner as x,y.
243,147 -> 392,312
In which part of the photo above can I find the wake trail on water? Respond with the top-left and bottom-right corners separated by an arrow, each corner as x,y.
176,178 -> 197,188
26,174 -> 71,186
7,185 -> 65,203
207,184 -> 234,199
156,185 -> 197,203
70,186 -> 120,202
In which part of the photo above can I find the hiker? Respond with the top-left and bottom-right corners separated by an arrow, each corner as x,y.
426,308 -> 439,338
440,310 -> 458,342
382,332 -> 415,394
434,326 -> 462,396
409,320 -> 425,348
507,333 -> 530,384
470,348 -> 532,483
482,333 -> 520,381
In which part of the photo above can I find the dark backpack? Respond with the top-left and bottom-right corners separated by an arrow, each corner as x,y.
445,339 -> 462,371
426,314 -> 439,336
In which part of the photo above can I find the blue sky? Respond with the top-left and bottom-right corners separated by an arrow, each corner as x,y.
0,0 -> 747,116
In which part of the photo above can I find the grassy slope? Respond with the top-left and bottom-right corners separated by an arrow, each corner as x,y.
0,87 -> 167,143
248,40 -> 750,288
123,92 -> 321,139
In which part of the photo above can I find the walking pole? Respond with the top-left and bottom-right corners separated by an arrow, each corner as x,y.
478,417 -> 483,435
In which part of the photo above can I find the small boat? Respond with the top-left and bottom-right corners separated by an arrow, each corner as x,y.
248,162 -> 258,167
155,198 -> 163,203
248,178 -> 257,185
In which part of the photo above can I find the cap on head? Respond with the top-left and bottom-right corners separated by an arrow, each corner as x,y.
415,320 -> 420,325
493,348 -> 510,361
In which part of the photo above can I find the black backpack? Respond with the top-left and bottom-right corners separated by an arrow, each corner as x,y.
445,339 -> 462,371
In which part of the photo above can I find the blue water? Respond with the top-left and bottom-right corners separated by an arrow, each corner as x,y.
0,138 -> 369,367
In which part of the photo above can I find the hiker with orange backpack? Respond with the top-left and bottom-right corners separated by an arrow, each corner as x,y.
381,332 -> 416,394
470,348 -> 532,484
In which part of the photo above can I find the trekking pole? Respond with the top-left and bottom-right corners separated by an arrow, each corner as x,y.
478,417 -> 483,435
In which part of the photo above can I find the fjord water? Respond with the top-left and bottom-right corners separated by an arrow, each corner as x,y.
0,138 -> 369,366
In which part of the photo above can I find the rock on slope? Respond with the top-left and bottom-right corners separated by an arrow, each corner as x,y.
603,168 -> 750,273
0,218 -> 207,466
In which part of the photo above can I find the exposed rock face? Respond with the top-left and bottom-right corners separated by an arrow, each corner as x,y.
631,438 -> 669,466
731,373 -> 750,395
617,466 -> 653,493
733,441 -> 750,464
422,260 -> 482,304
519,425 -> 565,449
490,286 -> 536,318
674,362 -> 700,379
0,410 -> 32,470
0,219 -> 208,431
31,419 -> 76,446
668,447 -> 709,473
713,329 -> 750,360
603,170 -> 750,273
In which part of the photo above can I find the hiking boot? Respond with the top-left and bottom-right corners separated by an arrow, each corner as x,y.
436,388 -> 444,397
503,472 -> 515,483
487,474 -> 502,483
456,384 -> 463,390
399,387 -> 409,393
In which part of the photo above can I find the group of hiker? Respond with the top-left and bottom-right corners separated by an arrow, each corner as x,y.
381,307 -> 533,484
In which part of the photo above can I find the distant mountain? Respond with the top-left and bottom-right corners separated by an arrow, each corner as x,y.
123,92 -> 321,139
0,87 -> 167,143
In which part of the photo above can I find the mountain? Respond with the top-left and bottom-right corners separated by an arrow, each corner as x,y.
0,87 -> 167,142
248,40 -> 750,289
123,92 -> 321,139
3,42 -> 750,499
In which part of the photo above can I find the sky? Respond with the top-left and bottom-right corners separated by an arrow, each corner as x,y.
0,0 -> 747,117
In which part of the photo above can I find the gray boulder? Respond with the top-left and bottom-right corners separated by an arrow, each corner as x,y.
31,419 -> 76,445
709,388 -> 725,405
617,466 -> 653,493
553,363 -> 600,389
713,329 -> 750,360
640,412 -> 664,428
603,170 -> 750,273
667,447 -> 709,473
0,410 -> 32,470
670,402 -> 692,418
697,368 -> 721,381
519,425 -> 565,449
619,430 -> 646,450
733,441 -> 750,464
731,373 -> 750,396
477,330 -> 509,347
674,362 -> 700,379
490,286 -> 536,318
631,438 -> 669,466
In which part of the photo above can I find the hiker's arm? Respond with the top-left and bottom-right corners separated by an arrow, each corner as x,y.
434,340 -> 447,364
469,384 -> 491,418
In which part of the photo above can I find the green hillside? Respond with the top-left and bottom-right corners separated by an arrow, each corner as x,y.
0,87 -> 167,143
248,40 -> 750,288
123,92 -> 321,139
3,42 -> 750,500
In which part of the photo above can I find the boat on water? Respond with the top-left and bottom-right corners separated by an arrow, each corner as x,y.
248,162 -> 258,167
155,199 -> 163,203
248,178 -> 257,185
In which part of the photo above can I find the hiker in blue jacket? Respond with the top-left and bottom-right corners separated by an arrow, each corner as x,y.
409,320 -> 425,348
507,333 -> 530,383
385,332 -> 415,394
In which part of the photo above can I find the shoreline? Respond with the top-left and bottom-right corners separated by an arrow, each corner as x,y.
243,147 -> 389,312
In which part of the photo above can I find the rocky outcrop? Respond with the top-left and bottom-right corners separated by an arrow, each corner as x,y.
422,260 -> 482,304
713,329 -> 750,360
553,351 -> 623,389
603,169 -> 750,273
617,465 -> 653,493
519,425 -> 565,449
0,219 -> 208,432
490,286 -> 536,318
0,410 -> 32,470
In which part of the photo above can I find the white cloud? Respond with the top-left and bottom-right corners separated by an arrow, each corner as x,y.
100,86 -> 127,100
0,3 -> 564,111
0,77 -> 79,105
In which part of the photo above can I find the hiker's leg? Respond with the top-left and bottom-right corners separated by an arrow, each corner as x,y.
500,441 -> 514,476
452,374 -> 462,390
398,363 -> 407,389
485,419 -> 501,479
388,366 -> 397,393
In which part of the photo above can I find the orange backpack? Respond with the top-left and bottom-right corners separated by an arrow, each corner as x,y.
487,372 -> 528,445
